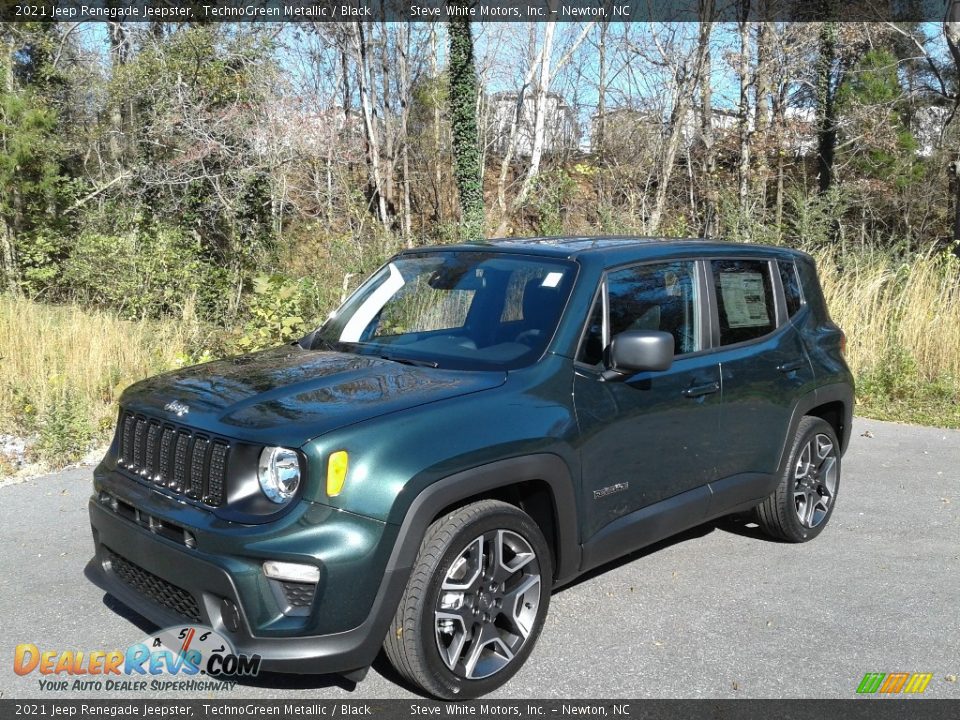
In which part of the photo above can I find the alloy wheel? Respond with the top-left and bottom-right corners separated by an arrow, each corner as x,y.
434,530 -> 542,680
793,432 -> 838,528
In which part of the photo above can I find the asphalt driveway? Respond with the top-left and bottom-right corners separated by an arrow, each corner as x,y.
1,417 -> 957,700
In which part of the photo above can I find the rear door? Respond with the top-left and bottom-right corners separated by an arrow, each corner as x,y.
709,258 -> 815,489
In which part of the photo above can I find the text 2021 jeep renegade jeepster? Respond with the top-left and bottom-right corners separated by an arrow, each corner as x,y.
86,237 -> 853,699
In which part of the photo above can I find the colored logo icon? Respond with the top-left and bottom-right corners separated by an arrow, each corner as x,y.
856,672 -> 933,694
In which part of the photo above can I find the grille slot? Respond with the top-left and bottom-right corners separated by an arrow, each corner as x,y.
189,437 -> 209,499
207,443 -> 228,506
104,546 -> 202,622
116,411 -> 229,507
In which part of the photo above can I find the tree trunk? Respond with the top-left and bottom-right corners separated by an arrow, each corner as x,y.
107,21 -> 131,165
816,21 -> 838,195
945,1 -> 960,70
494,27 -> 543,234
397,24 -> 413,246
430,26 -> 443,226
379,20 -> 396,217
596,22 -> 608,165
754,14 -> 774,206
513,22 -> 556,213
447,6 -> 485,239
511,20 -> 595,212
945,1 -> 960,241
648,23 -> 713,235
351,22 -> 390,228
737,3 -> 752,212
698,0 -> 717,236
0,40 -> 19,292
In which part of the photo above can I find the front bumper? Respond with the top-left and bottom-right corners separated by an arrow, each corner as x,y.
86,471 -> 406,676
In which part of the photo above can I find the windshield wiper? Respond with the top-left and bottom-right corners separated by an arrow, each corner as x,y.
379,354 -> 439,368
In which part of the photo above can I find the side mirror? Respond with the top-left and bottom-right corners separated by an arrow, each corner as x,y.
603,330 -> 674,380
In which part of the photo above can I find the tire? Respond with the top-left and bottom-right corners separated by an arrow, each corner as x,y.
755,416 -> 841,543
384,499 -> 552,700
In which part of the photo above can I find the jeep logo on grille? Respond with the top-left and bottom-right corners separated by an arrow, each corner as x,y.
164,400 -> 190,417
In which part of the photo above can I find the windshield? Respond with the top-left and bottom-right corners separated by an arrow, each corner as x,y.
314,251 -> 577,371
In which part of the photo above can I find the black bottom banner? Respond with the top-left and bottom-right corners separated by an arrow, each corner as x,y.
3,699 -> 958,720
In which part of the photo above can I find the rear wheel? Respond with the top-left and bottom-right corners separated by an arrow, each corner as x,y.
384,500 -> 552,699
756,416 -> 840,542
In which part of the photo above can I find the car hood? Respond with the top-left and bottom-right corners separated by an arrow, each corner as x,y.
119,345 -> 507,446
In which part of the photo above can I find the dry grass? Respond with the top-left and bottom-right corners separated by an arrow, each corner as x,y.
816,248 -> 960,427
0,295 -> 198,463
817,249 -> 960,380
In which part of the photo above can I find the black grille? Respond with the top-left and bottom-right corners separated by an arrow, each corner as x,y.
116,411 -> 230,507
281,581 -> 316,609
104,547 -> 202,623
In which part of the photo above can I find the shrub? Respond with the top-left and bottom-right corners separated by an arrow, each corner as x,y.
33,390 -> 95,466
59,227 -> 232,321
235,274 -> 320,352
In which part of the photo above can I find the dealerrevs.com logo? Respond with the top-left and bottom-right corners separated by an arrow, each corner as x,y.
14,625 -> 261,692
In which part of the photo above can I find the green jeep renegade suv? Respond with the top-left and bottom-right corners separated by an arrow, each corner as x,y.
86,237 -> 853,698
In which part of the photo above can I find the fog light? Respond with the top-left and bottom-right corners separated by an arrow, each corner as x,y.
220,598 -> 241,633
262,561 -> 320,584
99,491 -> 118,512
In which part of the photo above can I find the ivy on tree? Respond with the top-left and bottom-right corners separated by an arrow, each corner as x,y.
447,7 -> 485,241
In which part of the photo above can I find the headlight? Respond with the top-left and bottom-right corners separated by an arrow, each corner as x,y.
257,447 -> 301,504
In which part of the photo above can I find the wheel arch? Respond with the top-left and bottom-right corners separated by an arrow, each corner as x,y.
390,454 -> 581,587
776,383 -> 854,472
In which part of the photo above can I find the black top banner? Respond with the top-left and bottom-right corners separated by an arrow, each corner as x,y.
1,0 -> 954,23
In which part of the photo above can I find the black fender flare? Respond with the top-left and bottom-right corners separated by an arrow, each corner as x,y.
353,454 -> 581,670
387,453 -> 580,584
776,382 -> 854,472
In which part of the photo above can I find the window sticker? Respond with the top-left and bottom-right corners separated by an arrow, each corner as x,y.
719,272 -> 769,328
541,271 -> 564,288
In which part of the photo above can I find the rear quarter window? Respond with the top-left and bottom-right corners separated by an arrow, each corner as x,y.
778,260 -> 804,317
711,259 -> 776,345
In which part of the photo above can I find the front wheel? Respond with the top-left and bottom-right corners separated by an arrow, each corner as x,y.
755,416 -> 841,543
384,500 -> 552,699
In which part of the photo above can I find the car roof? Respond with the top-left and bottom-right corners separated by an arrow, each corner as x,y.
401,236 -> 810,266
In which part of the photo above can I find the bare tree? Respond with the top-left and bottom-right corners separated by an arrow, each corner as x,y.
511,21 -> 594,212
697,0 -> 717,236
645,23 -> 713,235
350,22 -> 390,228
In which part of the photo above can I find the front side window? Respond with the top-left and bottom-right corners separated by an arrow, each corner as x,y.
577,292 -> 605,366
605,261 -> 701,355
712,259 -> 776,345
316,252 -> 576,371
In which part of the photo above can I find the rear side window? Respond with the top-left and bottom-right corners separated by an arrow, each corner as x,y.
712,259 -> 775,346
778,260 -> 803,317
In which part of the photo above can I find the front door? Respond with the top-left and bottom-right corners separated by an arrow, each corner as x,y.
573,259 -> 721,541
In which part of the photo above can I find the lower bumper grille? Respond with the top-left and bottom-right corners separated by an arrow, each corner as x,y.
281,581 -> 317,609
104,546 -> 202,623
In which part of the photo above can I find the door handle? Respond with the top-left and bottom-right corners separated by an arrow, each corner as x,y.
682,381 -> 720,398
777,360 -> 804,374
